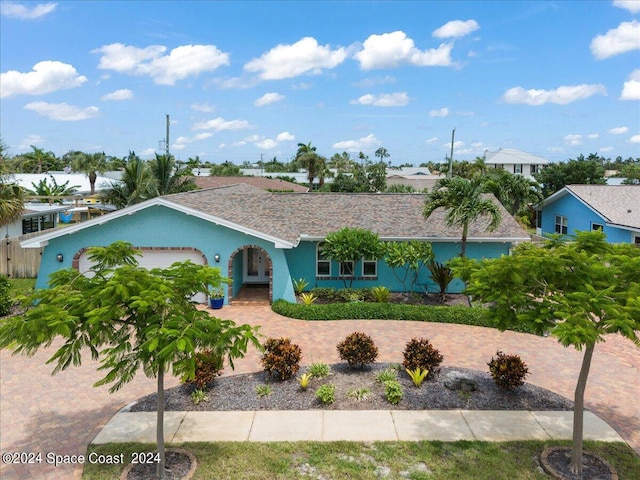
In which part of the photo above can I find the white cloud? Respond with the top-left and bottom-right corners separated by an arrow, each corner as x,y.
600,146 -> 614,153
432,19 -> 480,39
425,137 -> 439,145
93,43 -> 230,85
192,117 -> 251,131
174,133 -> 213,146
276,131 -> 295,142
191,102 -> 214,112
613,0 -> 640,14
630,134 -> 640,144
18,134 -> 45,150
354,31 -> 453,70
332,133 -> 381,151
244,37 -> 347,80
256,138 -> 279,149
0,2 -> 56,19
609,126 -> 629,134
254,92 -> 285,107
351,92 -> 409,107
564,134 -> 583,146
100,88 -> 133,101
501,84 -> 607,105
0,61 -> 87,98
140,148 -> 156,157
587,133 -> 599,139
24,102 -> 99,121
352,75 -> 397,88
621,69 -> 640,100
429,107 -> 449,117
590,20 -> 640,60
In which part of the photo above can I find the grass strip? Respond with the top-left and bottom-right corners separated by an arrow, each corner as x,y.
83,440 -> 639,480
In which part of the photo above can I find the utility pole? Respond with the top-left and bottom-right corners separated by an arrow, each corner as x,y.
165,114 -> 170,158
448,128 -> 455,178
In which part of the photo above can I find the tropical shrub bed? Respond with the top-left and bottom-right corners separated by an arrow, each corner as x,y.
271,300 -> 539,335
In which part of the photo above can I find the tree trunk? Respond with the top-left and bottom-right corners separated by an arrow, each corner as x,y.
571,343 -> 595,475
460,222 -> 469,257
156,363 -> 166,479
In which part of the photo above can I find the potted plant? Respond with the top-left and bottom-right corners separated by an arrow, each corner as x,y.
209,287 -> 225,309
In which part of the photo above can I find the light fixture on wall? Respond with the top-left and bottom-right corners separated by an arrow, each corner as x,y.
214,254 -> 220,263
56,254 -> 64,262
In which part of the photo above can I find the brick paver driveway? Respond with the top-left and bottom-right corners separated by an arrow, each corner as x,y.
1,305 -> 638,479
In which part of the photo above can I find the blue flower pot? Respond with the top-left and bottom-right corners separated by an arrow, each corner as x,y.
210,297 -> 224,309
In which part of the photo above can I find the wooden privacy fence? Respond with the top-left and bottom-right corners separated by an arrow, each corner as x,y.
1,232 -> 43,278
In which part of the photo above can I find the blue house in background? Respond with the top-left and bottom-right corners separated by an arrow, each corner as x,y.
536,185 -> 640,244
21,184 -> 531,305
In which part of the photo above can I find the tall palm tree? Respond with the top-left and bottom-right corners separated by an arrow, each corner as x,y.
67,151 -> 108,195
21,145 -> 59,173
0,182 -> 25,227
423,176 -> 502,257
375,147 -> 390,164
329,152 -> 354,173
296,142 -> 322,190
482,170 -> 543,217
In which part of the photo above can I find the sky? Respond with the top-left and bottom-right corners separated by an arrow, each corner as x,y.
1,0 -> 639,167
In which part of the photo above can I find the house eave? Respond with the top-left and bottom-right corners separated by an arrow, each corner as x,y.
299,234 -> 530,243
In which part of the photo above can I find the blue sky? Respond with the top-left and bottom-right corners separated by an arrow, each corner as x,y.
1,1 -> 639,166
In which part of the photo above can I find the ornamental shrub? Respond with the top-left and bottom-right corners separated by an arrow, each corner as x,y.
0,275 -> 11,317
487,350 -> 529,389
315,383 -> 336,405
260,337 -> 302,380
402,337 -> 444,377
336,331 -> 378,369
384,380 -> 404,404
188,349 -> 224,389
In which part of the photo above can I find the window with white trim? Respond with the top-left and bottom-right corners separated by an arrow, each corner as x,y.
554,215 -> 568,234
339,261 -> 354,277
514,164 -> 522,174
362,257 -> 377,277
316,243 -> 330,277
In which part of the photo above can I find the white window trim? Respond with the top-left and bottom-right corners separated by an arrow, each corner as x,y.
362,257 -> 377,277
555,215 -> 568,234
339,261 -> 354,277
316,243 -> 331,277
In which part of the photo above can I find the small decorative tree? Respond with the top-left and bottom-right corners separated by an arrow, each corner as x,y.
321,227 -> 383,288
451,231 -> 640,476
0,242 -> 261,479
383,241 -> 434,294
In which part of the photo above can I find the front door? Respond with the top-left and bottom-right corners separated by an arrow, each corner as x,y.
243,247 -> 269,283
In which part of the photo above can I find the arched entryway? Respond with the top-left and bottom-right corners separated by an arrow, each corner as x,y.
228,245 -> 272,304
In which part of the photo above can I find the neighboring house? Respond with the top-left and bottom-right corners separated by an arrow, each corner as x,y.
21,185 -> 530,304
2,203 -> 68,238
11,172 -> 115,195
536,185 -> 640,244
484,148 -> 549,178
191,176 -> 309,192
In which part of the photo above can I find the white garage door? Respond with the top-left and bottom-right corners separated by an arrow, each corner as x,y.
78,248 -> 208,303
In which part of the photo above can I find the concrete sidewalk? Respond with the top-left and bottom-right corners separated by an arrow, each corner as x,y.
93,410 -> 625,444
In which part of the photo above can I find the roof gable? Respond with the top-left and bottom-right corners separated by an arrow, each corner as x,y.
484,148 -> 549,165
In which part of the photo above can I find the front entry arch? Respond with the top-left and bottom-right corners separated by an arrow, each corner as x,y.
228,245 -> 273,304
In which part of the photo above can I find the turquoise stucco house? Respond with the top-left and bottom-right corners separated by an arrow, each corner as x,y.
536,185 -> 640,244
21,184 -> 531,304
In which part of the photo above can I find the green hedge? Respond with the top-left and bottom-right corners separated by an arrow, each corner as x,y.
271,300 -> 539,335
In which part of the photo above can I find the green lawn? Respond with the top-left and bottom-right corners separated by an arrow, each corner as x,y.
83,440 -> 639,479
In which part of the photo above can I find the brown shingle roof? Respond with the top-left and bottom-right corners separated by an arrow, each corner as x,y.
165,189 -> 530,246
566,185 -> 640,229
191,176 -> 308,193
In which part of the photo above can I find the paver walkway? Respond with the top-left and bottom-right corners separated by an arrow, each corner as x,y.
1,305 -> 638,479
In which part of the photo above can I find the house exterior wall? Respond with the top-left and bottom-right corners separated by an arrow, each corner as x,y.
36,205 -> 297,303
540,194 -> 633,243
285,240 -> 512,294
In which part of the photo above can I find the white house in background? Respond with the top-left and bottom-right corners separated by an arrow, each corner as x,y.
484,148 -> 549,178
2,203 -> 68,238
10,172 -> 116,195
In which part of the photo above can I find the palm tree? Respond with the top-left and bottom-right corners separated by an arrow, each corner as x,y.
67,151 -> 108,195
329,152 -> 354,173
0,181 -> 25,227
423,176 -> 502,257
296,142 -> 322,190
150,154 -> 195,196
21,145 -> 59,173
105,153 -> 157,208
375,147 -> 390,164
482,170 -> 543,218
27,176 -> 80,203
